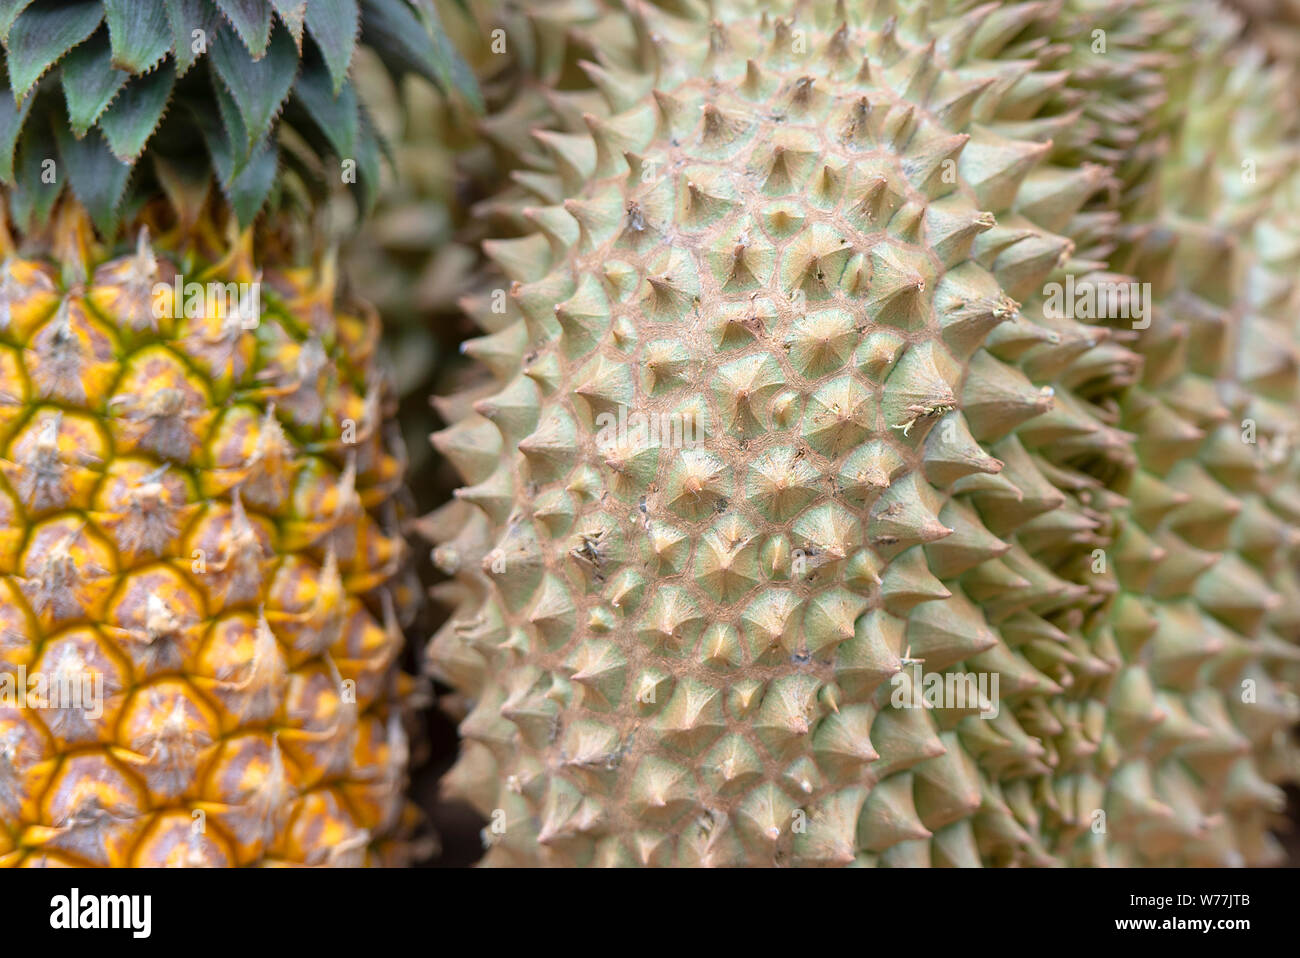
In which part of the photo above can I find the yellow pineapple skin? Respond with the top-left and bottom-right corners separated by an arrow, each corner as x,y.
0,211 -> 415,867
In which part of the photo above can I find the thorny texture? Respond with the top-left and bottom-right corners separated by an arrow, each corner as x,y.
0,218 -> 416,866
426,0 -> 1300,866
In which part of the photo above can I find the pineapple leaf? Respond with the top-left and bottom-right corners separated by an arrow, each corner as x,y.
61,30 -> 128,137
208,77 -> 274,181
210,19 -> 297,147
0,1 -> 35,45
9,105 -> 62,230
191,84 -> 278,223
359,0 -> 442,89
53,121 -> 132,233
0,69 -> 32,182
0,0 -> 480,234
213,0 -> 273,59
98,61 -> 173,161
222,132 -> 277,225
6,1 -> 104,102
292,54 -> 357,163
398,0 -> 479,109
103,0 -> 171,73
0,98 -> 28,184
303,0 -> 358,96
424,0 -> 480,112
162,0 -> 221,76
189,91 -> 234,179
210,77 -> 255,174
270,0 -> 305,48
352,99 -> 382,214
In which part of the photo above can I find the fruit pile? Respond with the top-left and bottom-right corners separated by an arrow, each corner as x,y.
0,0 -> 1296,868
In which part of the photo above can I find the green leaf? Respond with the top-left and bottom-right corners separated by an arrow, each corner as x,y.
360,0 -> 476,105
195,82 -> 256,181
61,31 -> 129,137
426,0 -> 480,111
210,20 -> 297,146
7,1 -> 104,101
0,73 -> 32,181
223,132 -> 277,225
10,102 -> 63,230
188,92 -> 235,183
304,0 -> 358,95
54,123 -> 133,234
352,99 -> 382,214
104,0 -> 171,73
398,0 -> 480,109
0,1 -> 35,44
291,54 -> 356,162
0,52 -> 32,180
213,0 -> 273,59
98,61 -> 174,160
269,0 -> 305,48
163,0 -> 221,76
210,76 -> 253,173
193,91 -> 276,226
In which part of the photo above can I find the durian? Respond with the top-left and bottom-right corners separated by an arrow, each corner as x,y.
427,0 -> 1300,866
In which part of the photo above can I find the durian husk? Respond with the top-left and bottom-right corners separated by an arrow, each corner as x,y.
425,0 -> 1300,866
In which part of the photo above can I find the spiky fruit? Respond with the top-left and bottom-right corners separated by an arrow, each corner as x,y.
0,0 -> 462,867
1098,11 -> 1300,866
428,0 -> 1300,867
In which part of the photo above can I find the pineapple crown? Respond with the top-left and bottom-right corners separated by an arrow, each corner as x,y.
0,0 -> 480,236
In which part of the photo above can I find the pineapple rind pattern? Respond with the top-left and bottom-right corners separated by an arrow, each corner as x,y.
0,224 -> 413,867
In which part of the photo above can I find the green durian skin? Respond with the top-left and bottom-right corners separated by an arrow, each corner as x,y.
427,0 -> 1300,866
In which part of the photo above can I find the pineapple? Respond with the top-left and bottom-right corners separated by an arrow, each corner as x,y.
0,0 -> 470,867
